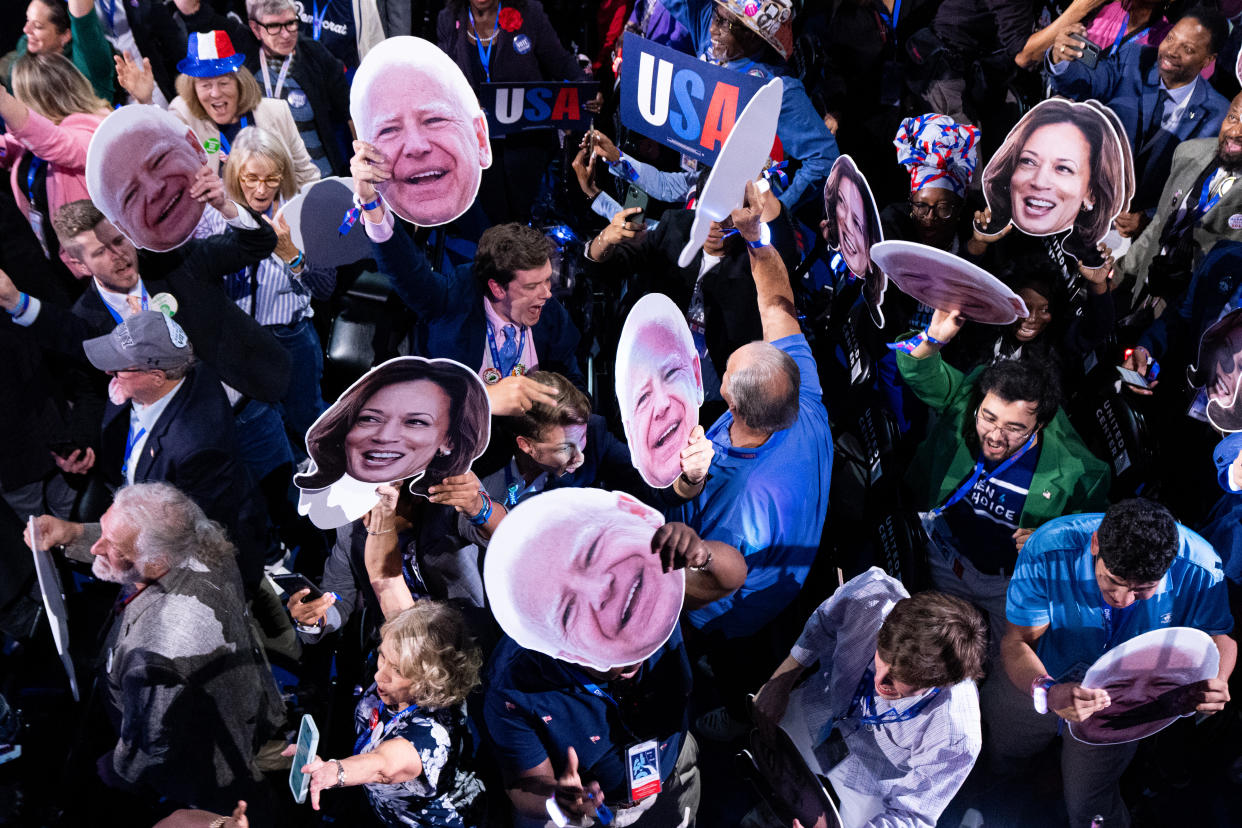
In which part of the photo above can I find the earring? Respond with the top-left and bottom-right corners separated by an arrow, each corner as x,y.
438,447 -> 452,457
1083,201 -> 1094,212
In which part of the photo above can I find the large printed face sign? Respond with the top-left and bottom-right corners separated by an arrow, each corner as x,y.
1189,308 -> 1242,433
295,356 -> 491,529
616,294 -> 704,488
350,36 -> 493,227
823,155 -> 886,327
1069,627 -> 1221,745
980,98 -> 1134,261
484,488 -> 685,671
870,240 -> 1029,325
86,105 -> 209,252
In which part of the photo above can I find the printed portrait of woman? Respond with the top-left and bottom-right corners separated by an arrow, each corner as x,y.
296,357 -> 491,528
870,240 -> 1029,326
1189,307 -> 1242,433
979,98 -> 1134,264
822,154 -> 887,327
484,488 -> 685,671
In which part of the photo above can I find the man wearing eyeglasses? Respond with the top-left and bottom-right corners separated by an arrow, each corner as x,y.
245,0 -> 352,177
896,307 -> 1110,653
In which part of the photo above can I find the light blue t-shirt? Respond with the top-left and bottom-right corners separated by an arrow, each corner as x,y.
676,334 -> 833,638
1006,513 -> 1233,682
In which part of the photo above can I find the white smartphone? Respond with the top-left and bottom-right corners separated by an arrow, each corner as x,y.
1116,365 -> 1150,389
289,714 -> 320,805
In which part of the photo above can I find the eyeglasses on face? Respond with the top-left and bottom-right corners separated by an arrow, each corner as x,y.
974,406 -> 1035,440
909,200 -> 957,220
255,18 -> 299,35
709,8 -> 748,37
240,173 -> 284,188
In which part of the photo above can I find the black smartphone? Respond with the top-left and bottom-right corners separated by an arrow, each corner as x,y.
270,573 -> 324,603
623,185 -> 648,229
1069,33 -> 1101,70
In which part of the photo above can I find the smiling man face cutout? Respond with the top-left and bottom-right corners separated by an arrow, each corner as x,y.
86,105 -> 209,252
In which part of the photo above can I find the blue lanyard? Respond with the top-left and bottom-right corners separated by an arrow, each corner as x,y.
101,0 -> 117,34
25,155 -> 45,206
353,702 -> 416,754
311,0 -> 329,40
1194,170 -> 1230,219
485,320 -> 526,377
216,115 -> 250,156
1108,14 -> 1149,55
932,433 -> 1037,518
470,2 -> 501,83
844,668 -> 941,727
502,461 -> 540,508
122,419 -> 147,480
103,286 -> 149,325
877,0 -> 901,33
1098,599 -> 1138,652
582,682 -> 619,707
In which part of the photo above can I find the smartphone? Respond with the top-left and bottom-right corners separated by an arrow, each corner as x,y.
288,714 -> 320,805
270,573 -> 324,603
1116,365 -> 1150,389
623,185 -> 648,229
1069,33 -> 1101,70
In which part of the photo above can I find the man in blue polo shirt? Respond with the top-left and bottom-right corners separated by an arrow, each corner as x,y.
988,499 -> 1235,828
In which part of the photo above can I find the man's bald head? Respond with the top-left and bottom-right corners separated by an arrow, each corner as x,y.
722,341 -> 799,433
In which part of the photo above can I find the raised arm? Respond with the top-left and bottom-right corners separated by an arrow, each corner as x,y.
732,180 -> 800,342
363,485 -> 416,621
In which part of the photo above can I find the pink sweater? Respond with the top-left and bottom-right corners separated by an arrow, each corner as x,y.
2,108 -> 106,230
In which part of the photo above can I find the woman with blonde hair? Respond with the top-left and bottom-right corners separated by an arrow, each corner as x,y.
0,51 -> 110,262
194,125 -> 334,445
286,599 -> 487,826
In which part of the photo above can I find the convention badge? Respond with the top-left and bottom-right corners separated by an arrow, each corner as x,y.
627,739 -> 662,801
514,34 -> 532,54
1070,627 -> 1220,745
26,208 -> 49,258
287,90 -> 308,110
203,137 -> 220,154
980,98 -> 1134,262
483,367 -> 502,385
870,240 -> 1029,325
677,77 -> 783,268
1229,213 -> 1242,230
148,292 -> 178,316
823,155 -> 887,328
86,104 -> 209,252
295,356 -> 492,529
1187,307 -> 1242,433
484,489 -> 684,671
350,37 -> 493,227
615,294 -> 704,488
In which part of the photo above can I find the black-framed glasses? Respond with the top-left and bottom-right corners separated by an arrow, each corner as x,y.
909,200 -> 957,220
254,18 -> 299,35
974,406 -> 1036,441
709,8 -> 748,37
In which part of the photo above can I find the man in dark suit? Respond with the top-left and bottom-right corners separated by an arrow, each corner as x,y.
1048,9 -> 1229,221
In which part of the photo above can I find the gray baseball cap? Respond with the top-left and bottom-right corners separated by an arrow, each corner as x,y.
84,310 -> 194,373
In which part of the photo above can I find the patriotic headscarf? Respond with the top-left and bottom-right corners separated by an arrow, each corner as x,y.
894,114 -> 980,197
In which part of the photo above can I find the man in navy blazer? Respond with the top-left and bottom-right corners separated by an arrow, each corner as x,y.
1048,10 -> 1229,218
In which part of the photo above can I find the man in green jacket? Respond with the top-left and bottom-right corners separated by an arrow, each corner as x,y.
896,309 -> 1110,653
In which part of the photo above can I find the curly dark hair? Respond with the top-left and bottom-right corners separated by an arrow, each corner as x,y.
975,357 -> 1062,427
877,592 -> 988,687
474,223 -> 554,296
295,358 -> 490,495
1096,498 -> 1179,583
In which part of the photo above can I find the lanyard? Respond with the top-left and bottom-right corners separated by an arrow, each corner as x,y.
311,0 -> 330,40
354,702 -> 417,754
261,53 -> 293,99
1194,170 -> 1231,219
486,320 -> 526,377
470,2 -> 501,83
877,0 -> 901,34
1109,14 -> 1149,55
216,115 -> 250,156
103,286 -> 149,325
844,668 -> 941,727
932,433 -> 1037,518
502,461 -> 541,508
25,155 -> 45,206
1099,599 -> 1138,652
122,418 -> 147,481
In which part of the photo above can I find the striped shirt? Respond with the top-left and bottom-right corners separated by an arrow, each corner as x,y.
263,55 -> 333,179
194,204 -> 335,326
785,568 -> 982,828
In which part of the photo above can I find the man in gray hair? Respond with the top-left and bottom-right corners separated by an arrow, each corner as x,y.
28,482 -> 284,821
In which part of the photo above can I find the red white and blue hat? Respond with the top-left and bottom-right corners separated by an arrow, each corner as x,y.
177,30 -> 246,77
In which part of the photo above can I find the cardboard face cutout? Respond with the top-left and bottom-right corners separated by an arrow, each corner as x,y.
1189,307 -> 1242,433
870,240 -> 1029,325
484,488 -> 684,671
677,77 -> 783,268
295,356 -> 491,529
615,294 -> 704,488
823,154 -> 887,328
980,98 -> 1134,261
86,104 -> 209,252
1069,627 -> 1220,745
350,36 -> 493,227
28,517 -> 80,702
280,177 -> 374,269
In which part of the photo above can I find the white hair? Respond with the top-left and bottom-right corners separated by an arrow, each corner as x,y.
614,292 -> 704,414
349,36 -> 484,140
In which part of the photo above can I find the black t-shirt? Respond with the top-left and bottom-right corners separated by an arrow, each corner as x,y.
296,0 -> 359,71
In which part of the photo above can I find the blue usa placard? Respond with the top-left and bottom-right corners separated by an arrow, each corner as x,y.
479,81 -> 599,136
618,32 -> 765,165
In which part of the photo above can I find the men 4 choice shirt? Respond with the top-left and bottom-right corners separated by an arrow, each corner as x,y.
1006,512 -> 1233,683
942,442 -> 1041,573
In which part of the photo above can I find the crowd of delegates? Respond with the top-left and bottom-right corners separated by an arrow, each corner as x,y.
1,0 -> 1241,827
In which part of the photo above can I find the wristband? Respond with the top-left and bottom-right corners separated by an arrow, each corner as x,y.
1031,675 -> 1055,715
286,250 -> 305,270
887,329 -> 946,354
745,222 -> 771,249
9,292 -> 30,317
467,491 -> 493,525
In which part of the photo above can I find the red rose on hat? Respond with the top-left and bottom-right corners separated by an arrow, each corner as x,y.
498,8 -> 523,31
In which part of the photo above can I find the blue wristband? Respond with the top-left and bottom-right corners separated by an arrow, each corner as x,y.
10,292 -> 30,317
286,250 -> 305,270
467,491 -> 493,526
360,196 -> 382,212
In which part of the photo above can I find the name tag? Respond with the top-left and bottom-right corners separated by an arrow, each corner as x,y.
626,739 -> 661,801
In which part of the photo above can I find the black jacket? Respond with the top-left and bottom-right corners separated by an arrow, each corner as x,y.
436,0 -> 584,89
122,0 -> 186,102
